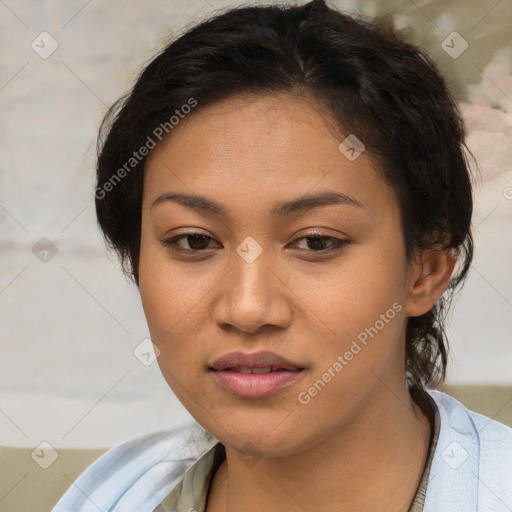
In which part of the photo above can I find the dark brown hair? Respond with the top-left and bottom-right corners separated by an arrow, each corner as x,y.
94,0 -> 474,390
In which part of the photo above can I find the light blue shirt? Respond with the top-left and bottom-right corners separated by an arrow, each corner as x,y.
51,390 -> 512,512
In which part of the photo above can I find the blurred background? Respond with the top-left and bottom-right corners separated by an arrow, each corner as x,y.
1,0 -> 511,450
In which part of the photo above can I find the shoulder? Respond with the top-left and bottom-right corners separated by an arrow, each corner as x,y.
51,421 -> 217,512
428,389 -> 512,444
425,389 -> 512,512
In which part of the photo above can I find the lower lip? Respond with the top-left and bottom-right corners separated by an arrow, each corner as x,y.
211,369 -> 303,398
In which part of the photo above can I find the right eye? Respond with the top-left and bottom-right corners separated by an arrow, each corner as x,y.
160,232 -> 221,253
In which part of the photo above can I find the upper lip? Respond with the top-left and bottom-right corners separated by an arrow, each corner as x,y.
209,351 -> 304,371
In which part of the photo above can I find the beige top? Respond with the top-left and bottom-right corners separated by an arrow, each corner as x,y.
154,387 -> 440,512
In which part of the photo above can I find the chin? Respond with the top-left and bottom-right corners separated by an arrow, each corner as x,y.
204,412 -> 318,458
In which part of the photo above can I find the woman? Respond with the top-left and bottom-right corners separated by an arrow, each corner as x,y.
52,1 -> 512,511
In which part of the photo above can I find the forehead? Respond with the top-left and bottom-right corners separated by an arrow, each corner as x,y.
142,92 -> 396,218
146,91 -> 343,168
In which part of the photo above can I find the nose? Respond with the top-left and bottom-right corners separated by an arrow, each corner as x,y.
212,250 -> 293,334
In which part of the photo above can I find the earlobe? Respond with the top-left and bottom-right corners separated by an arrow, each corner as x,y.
404,249 -> 456,317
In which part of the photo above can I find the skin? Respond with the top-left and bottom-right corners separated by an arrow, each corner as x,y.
139,91 -> 455,512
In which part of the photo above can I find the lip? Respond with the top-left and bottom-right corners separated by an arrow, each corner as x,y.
209,350 -> 303,371
209,351 -> 305,398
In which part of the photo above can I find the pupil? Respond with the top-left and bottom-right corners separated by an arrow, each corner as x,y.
308,237 -> 327,250
188,235 -> 209,250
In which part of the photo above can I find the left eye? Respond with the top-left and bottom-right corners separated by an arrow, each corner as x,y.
292,235 -> 349,252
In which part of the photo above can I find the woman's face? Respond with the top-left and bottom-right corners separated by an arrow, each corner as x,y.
139,92 -> 422,456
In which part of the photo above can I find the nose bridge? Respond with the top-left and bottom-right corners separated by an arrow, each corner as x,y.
233,248 -> 270,301
213,238 -> 292,332
230,241 -> 273,311
231,233 -> 271,292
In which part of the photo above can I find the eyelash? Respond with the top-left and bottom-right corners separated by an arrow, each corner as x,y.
159,231 -> 350,255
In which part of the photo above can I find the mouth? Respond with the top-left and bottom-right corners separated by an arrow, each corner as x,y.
216,365 -> 302,373
208,351 -> 305,398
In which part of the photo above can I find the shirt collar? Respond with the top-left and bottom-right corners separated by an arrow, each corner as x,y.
423,390 -> 480,512
153,441 -> 224,512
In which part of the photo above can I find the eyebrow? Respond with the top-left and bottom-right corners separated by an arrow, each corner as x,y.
150,191 -> 365,218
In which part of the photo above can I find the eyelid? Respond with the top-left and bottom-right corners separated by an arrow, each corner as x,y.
290,234 -> 350,253
159,230 -> 219,252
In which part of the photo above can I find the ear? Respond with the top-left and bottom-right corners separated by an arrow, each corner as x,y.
404,248 -> 456,317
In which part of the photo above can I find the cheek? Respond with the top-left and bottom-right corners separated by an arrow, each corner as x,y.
293,240 -> 409,384
138,238 -> 220,395
305,246 -> 408,332
292,273 -> 407,429
138,263 -> 206,409
139,231 -> 206,331
139,241 -> 191,359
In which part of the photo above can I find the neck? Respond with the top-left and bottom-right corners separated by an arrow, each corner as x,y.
207,382 -> 432,512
